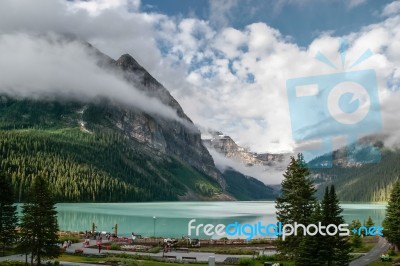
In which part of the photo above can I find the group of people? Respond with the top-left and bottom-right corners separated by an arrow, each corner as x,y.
62,240 -> 72,249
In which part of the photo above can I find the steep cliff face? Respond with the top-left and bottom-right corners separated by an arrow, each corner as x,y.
203,132 -> 286,167
109,54 -> 225,188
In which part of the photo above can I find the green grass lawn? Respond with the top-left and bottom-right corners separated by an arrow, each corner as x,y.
140,261 -> 206,266
189,246 -> 256,255
368,253 -> 400,265
0,250 -> 18,257
58,254 -> 106,263
58,254 -> 224,266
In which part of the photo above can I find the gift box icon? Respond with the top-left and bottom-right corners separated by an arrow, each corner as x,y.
286,42 -> 382,167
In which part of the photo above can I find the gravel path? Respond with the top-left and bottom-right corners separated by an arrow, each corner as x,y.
350,236 -> 390,266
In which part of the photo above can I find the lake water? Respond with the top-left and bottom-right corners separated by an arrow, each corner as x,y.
47,201 -> 386,239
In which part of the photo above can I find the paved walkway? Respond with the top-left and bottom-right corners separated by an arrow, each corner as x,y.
0,237 -> 391,266
0,239 -> 253,265
67,239 -> 253,262
350,236 -> 390,266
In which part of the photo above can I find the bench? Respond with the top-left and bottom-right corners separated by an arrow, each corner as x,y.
182,256 -> 197,261
175,247 -> 189,252
164,255 -> 177,260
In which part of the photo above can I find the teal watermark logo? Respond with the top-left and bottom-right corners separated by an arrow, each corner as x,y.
187,219 -> 383,240
286,39 -> 382,167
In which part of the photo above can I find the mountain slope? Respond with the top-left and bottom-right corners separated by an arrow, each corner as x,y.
0,45 -> 231,202
222,169 -> 277,201
309,140 -> 399,202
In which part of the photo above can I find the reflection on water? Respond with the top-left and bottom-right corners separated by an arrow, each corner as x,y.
341,203 -> 386,225
18,202 -> 387,238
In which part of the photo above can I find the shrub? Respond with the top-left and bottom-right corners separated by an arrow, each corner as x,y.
239,257 -> 255,266
388,249 -> 397,256
105,258 -> 142,266
148,246 -> 160,253
0,261 -> 25,266
120,259 -> 142,266
257,254 -> 279,261
110,243 -> 121,250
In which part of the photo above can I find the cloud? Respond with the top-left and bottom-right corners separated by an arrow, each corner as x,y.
381,1 -> 400,17
346,0 -> 367,9
160,13 -> 400,157
208,0 -> 239,28
0,32 -> 183,123
1,0 -> 400,177
68,0 -> 141,16
208,148 -> 287,184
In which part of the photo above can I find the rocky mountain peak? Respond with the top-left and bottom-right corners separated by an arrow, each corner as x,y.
116,54 -> 144,72
203,131 -> 288,167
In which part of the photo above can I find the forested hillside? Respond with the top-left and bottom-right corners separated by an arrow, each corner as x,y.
0,127 -> 221,202
222,169 -> 277,200
311,147 -> 400,202
0,94 -> 226,202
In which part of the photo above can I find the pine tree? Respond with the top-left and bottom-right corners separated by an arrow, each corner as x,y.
0,174 -> 18,256
383,179 -> 400,251
297,185 -> 351,266
18,175 -> 60,265
296,203 -> 325,266
275,154 -> 316,260
349,219 -> 362,248
322,186 -> 351,266
365,216 -> 374,228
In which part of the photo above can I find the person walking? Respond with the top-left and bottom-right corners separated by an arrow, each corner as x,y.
98,244 -> 102,254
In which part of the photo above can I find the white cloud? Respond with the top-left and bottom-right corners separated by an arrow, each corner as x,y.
68,0 -> 141,16
208,148 -> 287,184
381,1 -> 400,17
208,0 -> 239,28
1,0 -> 400,173
346,0 -> 367,9
0,33 -> 183,123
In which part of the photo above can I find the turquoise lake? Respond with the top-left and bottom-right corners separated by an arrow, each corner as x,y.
46,202 -> 386,239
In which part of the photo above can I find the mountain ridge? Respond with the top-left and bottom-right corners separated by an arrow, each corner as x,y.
0,43 -> 234,202
309,137 -> 399,202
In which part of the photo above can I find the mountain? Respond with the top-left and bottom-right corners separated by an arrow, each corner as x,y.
203,131 -> 288,167
202,131 -> 286,199
0,45 -> 238,202
222,169 -> 278,200
309,138 -> 399,202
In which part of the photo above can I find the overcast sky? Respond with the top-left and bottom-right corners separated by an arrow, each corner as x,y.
1,0 -> 400,155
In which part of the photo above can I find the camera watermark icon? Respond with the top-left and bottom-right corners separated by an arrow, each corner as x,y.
287,40 -> 382,167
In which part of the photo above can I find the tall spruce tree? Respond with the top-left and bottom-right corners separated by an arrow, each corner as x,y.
383,179 -> 400,251
0,174 -> 18,256
321,185 -> 351,266
296,203 -> 325,266
18,176 -> 60,265
275,154 -> 316,260
297,185 -> 351,266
